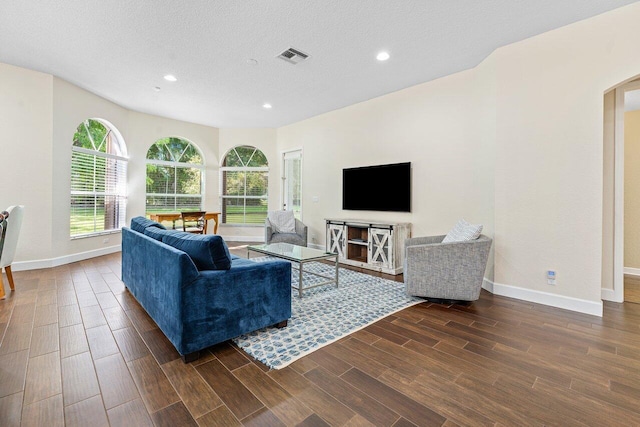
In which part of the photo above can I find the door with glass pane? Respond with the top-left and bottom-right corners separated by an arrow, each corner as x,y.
282,150 -> 302,219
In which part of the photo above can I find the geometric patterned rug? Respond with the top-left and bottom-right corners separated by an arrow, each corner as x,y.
233,258 -> 422,369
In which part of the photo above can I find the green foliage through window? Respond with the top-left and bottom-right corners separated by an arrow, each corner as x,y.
146,137 -> 204,214
221,146 -> 269,224
70,119 -> 127,237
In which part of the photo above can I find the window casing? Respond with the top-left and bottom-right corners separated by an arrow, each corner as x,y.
220,146 -> 268,225
70,119 -> 128,238
146,137 -> 204,214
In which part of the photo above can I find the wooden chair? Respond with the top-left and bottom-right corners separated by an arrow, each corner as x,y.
181,211 -> 207,234
0,205 -> 25,299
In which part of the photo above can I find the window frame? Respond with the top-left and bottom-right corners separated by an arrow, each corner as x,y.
220,146 -> 269,226
70,118 -> 128,239
145,137 -> 205,214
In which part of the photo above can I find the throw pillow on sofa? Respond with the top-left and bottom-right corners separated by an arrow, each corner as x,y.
131,216 -> 166,234
161,233 -> 232,271
442,219 -> 483,243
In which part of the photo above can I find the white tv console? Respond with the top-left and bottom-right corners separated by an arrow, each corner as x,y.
325,219 -> 411,275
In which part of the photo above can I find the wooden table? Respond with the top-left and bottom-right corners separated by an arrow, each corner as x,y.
148,212 -> 221,234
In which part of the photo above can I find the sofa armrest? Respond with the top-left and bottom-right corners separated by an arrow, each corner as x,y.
179,259 -> 292,354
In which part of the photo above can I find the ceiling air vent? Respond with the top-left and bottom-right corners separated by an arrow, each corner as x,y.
277,47 -> 310,65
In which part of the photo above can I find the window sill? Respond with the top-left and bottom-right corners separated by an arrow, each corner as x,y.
220,223 -> 264,227
70,229 -> 122,240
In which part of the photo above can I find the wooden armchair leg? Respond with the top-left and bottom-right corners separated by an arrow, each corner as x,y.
0,276 -> 5,300
5,265 -> 15,291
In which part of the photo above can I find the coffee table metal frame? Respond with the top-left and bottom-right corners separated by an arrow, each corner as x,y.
247,243 -> 339,298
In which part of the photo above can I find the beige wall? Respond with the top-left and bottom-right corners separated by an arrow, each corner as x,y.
278,2 -> 640,313
277,68 -> 495,268
624,110 -> 640,268
0,63 -> 53,261
1,68 -> 221,266
492,3 -> 640,309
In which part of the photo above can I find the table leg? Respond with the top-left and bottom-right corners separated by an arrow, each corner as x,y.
213,214 -> 219,234
299,262 -> 304,298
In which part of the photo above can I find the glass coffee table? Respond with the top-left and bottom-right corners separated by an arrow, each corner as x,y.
247,243 -> 339,298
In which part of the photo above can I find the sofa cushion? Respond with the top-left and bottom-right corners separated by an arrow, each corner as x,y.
131,216 -> 166,234
268,210 -> 296,233
442,219 -> 483,243
161,233 -> 232,271
143,226 -> 181,241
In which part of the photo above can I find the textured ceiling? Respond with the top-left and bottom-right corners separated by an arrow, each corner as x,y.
0,1 -> 637,128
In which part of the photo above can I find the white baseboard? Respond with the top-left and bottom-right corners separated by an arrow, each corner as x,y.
624,267 -> 640,277
11,245 -> 122,271
482,278 -> 494,293
308,242 -> 325,250
488,281 -> 603,317
601,288 -> 622,302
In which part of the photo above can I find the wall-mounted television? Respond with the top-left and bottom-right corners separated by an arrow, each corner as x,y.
342,162 -> 411,212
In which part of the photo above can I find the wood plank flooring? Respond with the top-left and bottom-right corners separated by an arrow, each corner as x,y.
624,274 -> 640,303
2,242 -> 640,425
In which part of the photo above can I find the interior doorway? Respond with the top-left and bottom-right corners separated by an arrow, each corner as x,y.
282,149 -> 302,219
610,80 -> 640,303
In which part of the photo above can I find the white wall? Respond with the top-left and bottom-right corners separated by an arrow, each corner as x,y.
218,128 -> 278,241
1,69 -> 221,268
277,68 -> 495,265
278,3 -> 640,315
0,63 -> 53,262
492,3 -> 640,314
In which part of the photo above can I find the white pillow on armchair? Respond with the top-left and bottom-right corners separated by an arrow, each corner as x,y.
268,210 -> 296,233
442,219 -> 483,243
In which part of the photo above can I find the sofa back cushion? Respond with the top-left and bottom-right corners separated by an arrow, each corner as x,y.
131,216 -> 166,234
143,226 -> 181,241
161,233 -> 232,271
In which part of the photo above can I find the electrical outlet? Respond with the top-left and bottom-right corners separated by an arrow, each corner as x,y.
547,270 -> 556,285
103,237 -> 109,244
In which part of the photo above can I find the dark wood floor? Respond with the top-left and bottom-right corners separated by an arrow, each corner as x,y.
2,243 -> 640,426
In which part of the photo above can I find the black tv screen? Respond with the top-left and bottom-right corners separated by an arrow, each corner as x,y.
342,162 -> 411,212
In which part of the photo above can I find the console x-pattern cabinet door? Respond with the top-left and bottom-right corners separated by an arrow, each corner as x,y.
368,227 -> 393,268
327,223 -> 346,258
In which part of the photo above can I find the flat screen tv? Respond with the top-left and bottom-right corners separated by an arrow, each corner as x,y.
342,162 -> 411,212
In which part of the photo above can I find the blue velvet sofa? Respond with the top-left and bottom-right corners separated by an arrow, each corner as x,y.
121,217 -> 292,361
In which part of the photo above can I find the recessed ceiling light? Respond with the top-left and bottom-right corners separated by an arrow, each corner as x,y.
376,51 -> 390,61
153,86 -> 161,92
163,74 -> 177,82
246,58 -> 258,66
263,103 -> 272,109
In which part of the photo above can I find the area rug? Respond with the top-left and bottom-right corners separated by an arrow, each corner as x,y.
233,258 -> 422,369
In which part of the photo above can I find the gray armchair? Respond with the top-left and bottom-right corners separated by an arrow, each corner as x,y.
404,234 -> 492,302
265,217 -> 308,247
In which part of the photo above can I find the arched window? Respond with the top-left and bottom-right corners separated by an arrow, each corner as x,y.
220,146 -> 268,224
70,119 -> 128,237
146,137 -> 204,213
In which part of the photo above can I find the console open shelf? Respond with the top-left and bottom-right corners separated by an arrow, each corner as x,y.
326,219 -> 411,275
